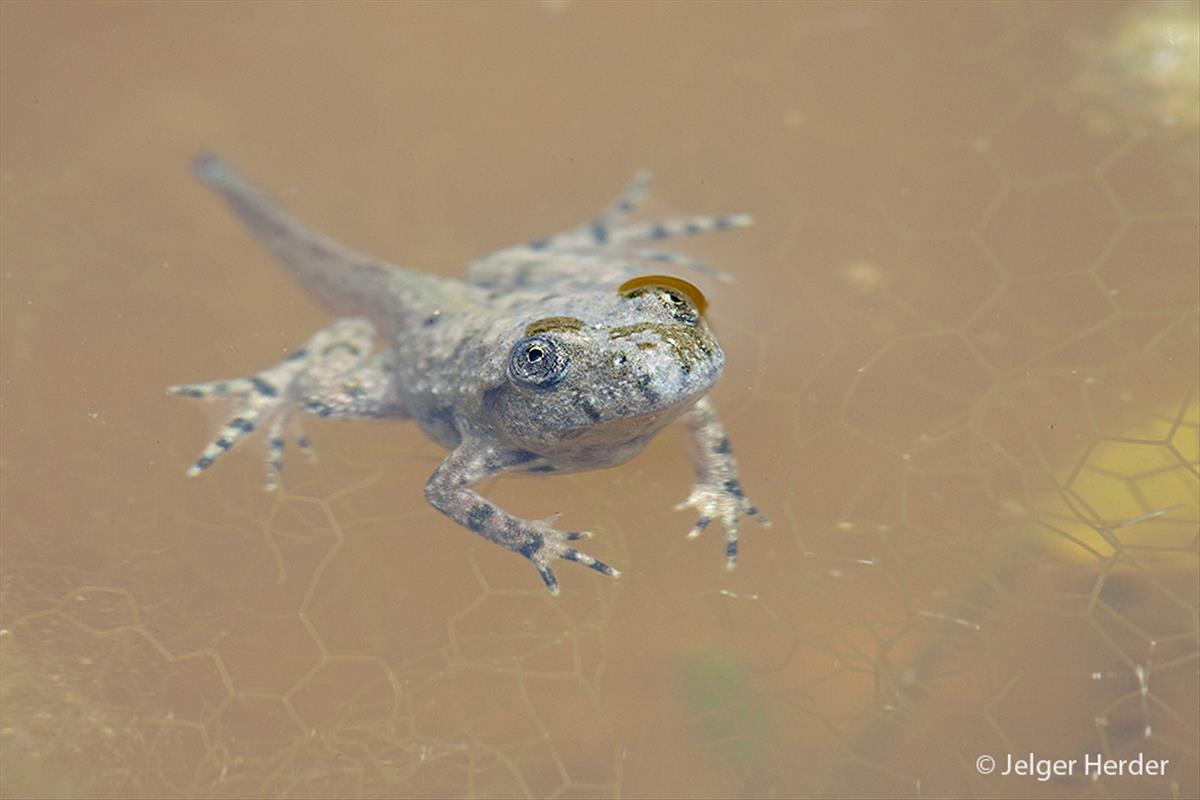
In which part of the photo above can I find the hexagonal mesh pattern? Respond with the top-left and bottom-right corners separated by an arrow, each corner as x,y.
1,3 -> 1196,798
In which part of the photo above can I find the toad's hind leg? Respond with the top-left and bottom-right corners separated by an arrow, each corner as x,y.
522,173 -> 750,281
532,173 -> 751,259
169,317 -> 405,488
469,172 -> 753,287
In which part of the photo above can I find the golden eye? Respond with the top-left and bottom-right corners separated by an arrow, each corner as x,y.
617,274 -> 708,316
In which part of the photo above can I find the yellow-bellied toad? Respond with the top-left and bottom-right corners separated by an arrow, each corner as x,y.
170,155 -> 767,593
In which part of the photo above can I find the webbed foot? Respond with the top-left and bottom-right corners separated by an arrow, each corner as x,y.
517,520 -> 619,595
169,318 -> 378,488
675,478 -> 769,570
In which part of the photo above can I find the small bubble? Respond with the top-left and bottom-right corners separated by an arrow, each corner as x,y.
1001,500 -> 1028,518
783,109 -> 808,128
839,260 -> 886,293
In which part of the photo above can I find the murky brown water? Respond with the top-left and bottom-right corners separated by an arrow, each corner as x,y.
2,3 -> 1197,798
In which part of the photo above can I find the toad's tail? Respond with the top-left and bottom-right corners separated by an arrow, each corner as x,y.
193,153 -> 438,329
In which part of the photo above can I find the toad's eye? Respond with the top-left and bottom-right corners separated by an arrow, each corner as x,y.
508,335 -> 570,389
659,288 -> 700,325
618,274 -> 706,324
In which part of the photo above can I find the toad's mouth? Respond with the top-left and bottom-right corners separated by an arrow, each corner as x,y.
554,389 -> 702,443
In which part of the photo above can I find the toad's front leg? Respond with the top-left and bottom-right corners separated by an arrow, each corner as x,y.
423,438 -> 620,594
675,396 -> 769,569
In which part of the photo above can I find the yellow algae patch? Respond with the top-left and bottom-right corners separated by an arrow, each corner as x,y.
1038,397 -> 1198,567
